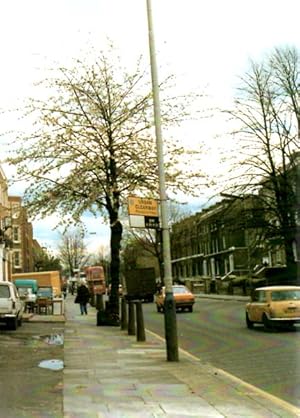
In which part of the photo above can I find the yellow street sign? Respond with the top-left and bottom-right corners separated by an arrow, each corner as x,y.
128,196 -> 159,217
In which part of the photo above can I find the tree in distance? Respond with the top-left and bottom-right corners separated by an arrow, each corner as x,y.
6,46 -> 206,321
224,46 -> 299,272
122,201 -> 192,282
33,246 -> 62,272
56,227 -> 90,278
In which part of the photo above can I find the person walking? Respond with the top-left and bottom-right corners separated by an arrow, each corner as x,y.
62,282 -> 67,299
75,281 -> 90,315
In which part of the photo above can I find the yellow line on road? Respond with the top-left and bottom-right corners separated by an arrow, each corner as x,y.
146,329 -> 300,417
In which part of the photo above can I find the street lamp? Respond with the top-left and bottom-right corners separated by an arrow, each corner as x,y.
146,0 -> 178,361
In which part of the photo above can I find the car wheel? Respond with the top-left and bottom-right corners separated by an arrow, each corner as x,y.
8,317 -> 18,331
246,313 -> 253,329
262,313 -> 272,330
188,306 -> 193,312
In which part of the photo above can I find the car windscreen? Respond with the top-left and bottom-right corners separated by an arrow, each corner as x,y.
173,287 -> 189,294
18,288 -> 29,296
271,290 -> 300,301
0,286 -> 10,298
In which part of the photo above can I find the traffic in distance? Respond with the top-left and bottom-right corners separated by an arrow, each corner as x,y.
155,285 -> 195,313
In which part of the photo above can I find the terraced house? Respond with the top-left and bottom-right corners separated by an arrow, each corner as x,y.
171,184 -> 299,293
171,196 -> 261,290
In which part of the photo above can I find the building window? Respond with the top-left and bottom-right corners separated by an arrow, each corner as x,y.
229,254 -> 234,271
13,227 -> 20,242
14,251 -> 21,267
222,235 -> 226,250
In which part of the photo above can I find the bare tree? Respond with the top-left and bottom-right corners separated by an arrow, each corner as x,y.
89,244 -> 110,281
168,201 -> 192,227
57,228 -> 89,276
122,201 -> 192,281
91,244 -> 109,265
6,47 -> 205,321
122,228 -> 162,277
225,46 -> 300,271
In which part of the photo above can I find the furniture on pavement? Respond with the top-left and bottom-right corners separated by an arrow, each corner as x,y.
36,297 -> 53,315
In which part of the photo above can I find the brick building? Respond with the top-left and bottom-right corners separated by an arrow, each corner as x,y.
8,196 -> 35,274
170,195 -> 273,289
0,166 -> 12,281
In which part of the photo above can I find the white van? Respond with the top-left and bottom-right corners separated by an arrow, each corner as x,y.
0,282 -> 24,330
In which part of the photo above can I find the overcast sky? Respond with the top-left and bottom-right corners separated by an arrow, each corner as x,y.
0,0 -> 299,252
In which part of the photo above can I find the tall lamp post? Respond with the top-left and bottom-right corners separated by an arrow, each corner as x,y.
146,0 -> 179,361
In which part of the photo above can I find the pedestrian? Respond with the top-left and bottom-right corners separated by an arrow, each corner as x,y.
75,281 -> 90,315
70,281 -> 75,295
62,282 -> 67,299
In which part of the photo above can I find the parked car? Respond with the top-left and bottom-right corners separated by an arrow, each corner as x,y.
14,279 -> 38,303
155,285 -> 195,313
0,281 -> 24,330
245,285 -> 300,330
17,287 -> 37,303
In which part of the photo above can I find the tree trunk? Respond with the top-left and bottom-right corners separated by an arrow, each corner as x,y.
284,236 -> 296,273
108,218 -> 123,323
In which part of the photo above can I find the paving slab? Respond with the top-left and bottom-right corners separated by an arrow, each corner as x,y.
63,296 -> 300,418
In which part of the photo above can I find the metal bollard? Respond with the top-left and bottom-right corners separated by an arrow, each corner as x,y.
135,301 -> 146,342
164,292 -> 179,361
128,301 -> 136,335
96,294 -> 104,311
120,297 -> 128,330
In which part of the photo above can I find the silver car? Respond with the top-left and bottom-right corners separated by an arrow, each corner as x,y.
0,282 -> 24,330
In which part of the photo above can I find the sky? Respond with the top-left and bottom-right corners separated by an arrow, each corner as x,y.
0,0 -> 299,253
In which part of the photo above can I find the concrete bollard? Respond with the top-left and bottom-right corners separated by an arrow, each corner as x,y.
135,301 -> 146,342
120,297 -> 128,330
128,301 -> 136,335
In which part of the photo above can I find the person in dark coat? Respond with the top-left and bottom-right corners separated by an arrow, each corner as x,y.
76,282 -> 90,315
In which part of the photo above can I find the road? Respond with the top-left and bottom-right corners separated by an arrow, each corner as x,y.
0,321 -> 64,418
143,298 -> 300,408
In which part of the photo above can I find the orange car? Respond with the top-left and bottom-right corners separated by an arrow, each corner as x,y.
246,285 -> 300,330
155,285 -> 195,313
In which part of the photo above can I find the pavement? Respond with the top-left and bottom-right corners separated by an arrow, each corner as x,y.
59,295 -> 300,418
195,293 -> 250,302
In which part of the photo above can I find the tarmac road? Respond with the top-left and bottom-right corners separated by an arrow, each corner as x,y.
143,297 -> 300,408
0,321 -> 64,418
